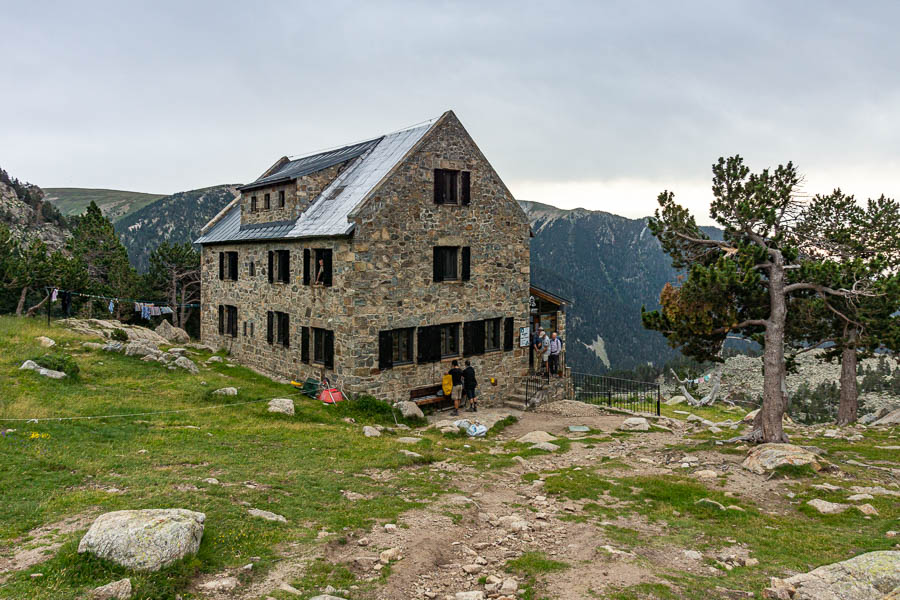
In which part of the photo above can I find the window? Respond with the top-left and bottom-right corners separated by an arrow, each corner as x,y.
267,311 -> 289,347
433,169 -> 470,205
279,190 -> 285,208
249,261 -> 255,277
313,248 -> 333,286
269,250 -> 290,283
313,327 -> 334,368
379,327 -> 414,370
218,252 -> 238,280
433,246 -> 458,281
440,323 -> 459,358
485,317 -> 501,351
218,305 -> 237,338
264,193 -> 270,210
301,326 -> 310,363
433,246 -> 470,282
251,196 -> 258,212
243,322 -> 246,337
250,321 -> 255,338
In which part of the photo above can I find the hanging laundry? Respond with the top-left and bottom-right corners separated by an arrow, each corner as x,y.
134,302 -> 141,312
51,288 -> 58,302
160,307 -> 173,314
108,300 -> 115,314
150,306 -> 161,317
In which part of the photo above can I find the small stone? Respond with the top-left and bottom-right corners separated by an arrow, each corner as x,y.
516,431 -> 557,444
683,550 -> 703,560
380,547 -> 402,563
248,508 -> 287,522
173,356 -> 199,374
695,498 -> 726,511
395,437 -> 422,444
198,576 -> 240,592
695,470 -> 718,479
462,564 -> 482,574
202,477 -> 220,485
856,503 -> 879,516
89,578 -> 132,600
342,490 -> 366,501
847,493 -> 874,501
619,417 -> 650,432
357,537 -> 370,546
529,442 -> 560,452
267,398 -> 295,416
205,355 -> 224,363
455,593 -> 485,600
363,426 -> 381,437
499,578 -> 518,593
212,387 -> 238,396
36,336 -> 56,348
384,523 -> 398,532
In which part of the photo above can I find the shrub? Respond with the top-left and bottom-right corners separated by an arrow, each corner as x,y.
34,353 -> 80,377
110,328 -> 128,342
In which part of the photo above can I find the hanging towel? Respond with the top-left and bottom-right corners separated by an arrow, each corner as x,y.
134,302 -> 141,312
108,300 -> 115,314
51,288 -> 58,302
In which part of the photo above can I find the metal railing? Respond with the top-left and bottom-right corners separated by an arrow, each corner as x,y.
570,372 -> 660,415
523,373 -> 547,408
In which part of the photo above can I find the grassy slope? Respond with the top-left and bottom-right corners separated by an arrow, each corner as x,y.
0,317 -> 450,599
1,316 -> 897,599
43,188 -> 165,222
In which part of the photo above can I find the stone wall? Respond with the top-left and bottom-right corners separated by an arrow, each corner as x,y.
202,112 -> 532,405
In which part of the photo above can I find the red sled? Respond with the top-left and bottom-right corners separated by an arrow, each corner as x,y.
319,388 -> 343,405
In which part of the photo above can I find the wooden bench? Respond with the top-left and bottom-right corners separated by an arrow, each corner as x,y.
410,384 -> 444,407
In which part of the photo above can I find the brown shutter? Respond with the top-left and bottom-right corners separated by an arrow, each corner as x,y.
218,252 -> 224,280
461,247 -> 470,281
433,247 -> 443,282
378,330 -> 393,370
323,249 -> 333,286
504,317 -> 514,350
324,330 -> 334,369
473,319 -> 485,355
268,251 -> 274,283
230,307 -> 238,338
303,249 -> 311,285
281,313 -> 290,347
460,171 -> 470,205
267,311 -> 274,344
218,305 -> 224,334
301,326 -> 310,362
433,169 -> 443,204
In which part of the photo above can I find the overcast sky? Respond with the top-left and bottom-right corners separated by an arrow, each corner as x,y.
3,1 -> 898,222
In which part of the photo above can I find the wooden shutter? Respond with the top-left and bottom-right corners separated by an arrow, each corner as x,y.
267,311 -> 274,344
218,305 -> 224,334
279,251 -> 290,283
433,169 -> 444,204
461,247 -> 471,281
218,252 -> 224,280
228,252 -> 238,280
324,330 -> 334,369
281,313 -> 290,347
230,307 -> 238,338
417,326 -> 430,363
323,250 -> 333,286
433,247 -> 443,282
378,330 -> 393,370
460,171 -> 470,205
303,249 -> 311,285
301,326 -> 310,362
473,319 -> 485,355
463,321 -> 475,357
504,317 -> 514,350
268,251 -> 274,283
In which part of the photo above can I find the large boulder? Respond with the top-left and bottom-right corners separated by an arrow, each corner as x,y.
77,509 -> 205,572
396,400 -> 425,420
763,551 -> 900,600
124,342 -> 160,359
173,356 -> 199,374
36,336 -> 56,348
741,443 -> 823,475
268,398 -> 295,416
58,318 -> 169,346
665,395 -> 686,406
155,319 -> 190,344
619,417 -> 651,431
872,408 -> 900,427
742,408 -> 795,425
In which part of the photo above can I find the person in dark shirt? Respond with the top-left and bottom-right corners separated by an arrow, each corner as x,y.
462,359 -> 478,412
449,360 -> 464,416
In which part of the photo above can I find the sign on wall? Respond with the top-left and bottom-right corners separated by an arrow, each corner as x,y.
519,327 -> 530,347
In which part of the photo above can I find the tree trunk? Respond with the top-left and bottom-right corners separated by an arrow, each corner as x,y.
25,293 -> 49,318
171,272 -> 179,328
836,329 -> 859,426
16,286 -> 29,316
752,254 -> 790,443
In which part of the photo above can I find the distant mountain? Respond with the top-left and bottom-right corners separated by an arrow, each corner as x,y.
115,184 -> 239,272
0,167 -> 69,250
522,200 -> 720,374
45,188 -> 165,222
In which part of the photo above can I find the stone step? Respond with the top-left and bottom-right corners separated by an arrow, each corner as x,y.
503,399 -> 527,410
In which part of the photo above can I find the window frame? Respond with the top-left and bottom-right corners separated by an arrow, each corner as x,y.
251,196 -> 258,212
264,192 -> 270,210
313,327 -> 334,368
440,323 -> 460,358
392,327 -> 414,365
275,249 -> 290,284
226,251 -> 238,281
485,317 -> 502,352
313,248 -> 333,287
433,169 -> 471,205
433,246 -> 459,282
278,190 -> 286,208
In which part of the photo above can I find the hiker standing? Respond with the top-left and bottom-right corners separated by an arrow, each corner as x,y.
463,359 -> 478,412
539,329 -> 551,377
549,331 -> 562,377
448,360 -> 464,416
532,327 -> 545,374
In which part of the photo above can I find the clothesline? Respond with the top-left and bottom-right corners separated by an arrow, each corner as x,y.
48,287 -> 201,309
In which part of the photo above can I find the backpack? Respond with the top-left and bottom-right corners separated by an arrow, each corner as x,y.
442,374 -> 454,396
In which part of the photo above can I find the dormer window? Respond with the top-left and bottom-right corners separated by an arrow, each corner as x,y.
434,169 -> 470,205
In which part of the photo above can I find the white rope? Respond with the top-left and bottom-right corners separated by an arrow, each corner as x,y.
0,398 -> 272,423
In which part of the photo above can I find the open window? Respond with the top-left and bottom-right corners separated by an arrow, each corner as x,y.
279,190 -> 286,208
267,311 -> 289,347
433,246 -> 470,282
313,248 -> 333,286
218,305 -> 238,338
250,196 -> 258,212
313,327 -> 334,368
433,169 -> 470,205
269,250 -> 290,284
440,323 -> 460,358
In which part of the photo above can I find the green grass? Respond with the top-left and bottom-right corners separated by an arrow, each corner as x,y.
505,551 -> 570,600
44,188 -> 165,221
0,317 -> 456,599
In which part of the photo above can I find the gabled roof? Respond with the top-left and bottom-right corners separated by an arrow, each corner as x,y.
195,116 -> 439,245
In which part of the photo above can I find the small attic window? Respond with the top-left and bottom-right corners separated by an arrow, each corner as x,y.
264,193 -> 271,210
250,196 -> 258,212
279,190 -> 285,208
434,169 -> 470,205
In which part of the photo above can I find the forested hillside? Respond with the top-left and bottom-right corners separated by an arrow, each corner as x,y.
114,185 -> 238,272
523,200 -> 720,374
45,188 -> 164,222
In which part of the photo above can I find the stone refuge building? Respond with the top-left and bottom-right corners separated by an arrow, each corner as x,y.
195,111 -> 533,405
